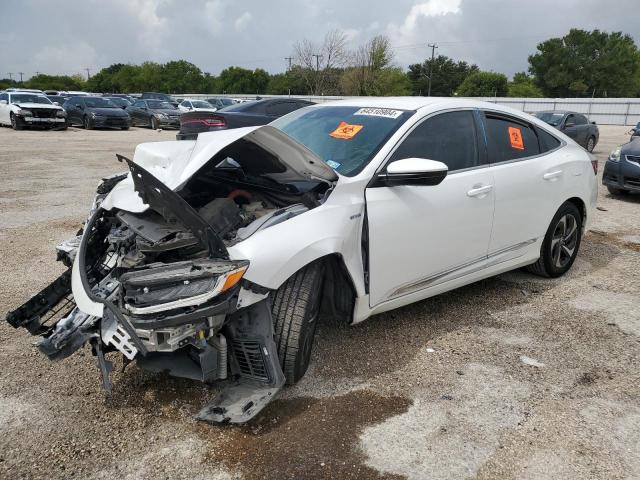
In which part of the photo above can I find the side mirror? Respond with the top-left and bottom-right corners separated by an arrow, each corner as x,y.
75,104 -> 82,109
53,102 -> 60,106
564,121 -> 575,128
373,158 -> 448,187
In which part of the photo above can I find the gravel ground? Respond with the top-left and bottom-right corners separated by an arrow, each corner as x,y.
0,124 -> 638,480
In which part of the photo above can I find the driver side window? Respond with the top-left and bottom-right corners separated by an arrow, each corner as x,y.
389,110 -> 481,172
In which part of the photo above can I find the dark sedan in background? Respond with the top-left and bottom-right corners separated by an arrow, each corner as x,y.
104,97 -> 132,109
603,138 -> 640,195
533,110 -> 599,152
126,99 -> 181,129
176,98 -> 314,140
629,122 -> 640,142
62,96 -> 131,130
140,92 -> 179,108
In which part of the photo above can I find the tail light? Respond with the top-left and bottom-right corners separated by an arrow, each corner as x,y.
591,159 -> 598,175
180,115 -> 226,128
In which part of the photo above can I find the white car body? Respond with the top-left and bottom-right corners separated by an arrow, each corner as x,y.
178,98 -> 218,113
0,91 -> 67,127
75,97 -> 596,323
9,97 -> 597,423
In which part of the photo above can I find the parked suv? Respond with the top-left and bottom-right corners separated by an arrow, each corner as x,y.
603,140 -> 640,195
533,110 -> 599,152
0,91 -> 67,130
6,98 -> 597,424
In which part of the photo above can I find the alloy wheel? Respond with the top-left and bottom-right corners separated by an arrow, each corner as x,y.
550,214 -> 578,268
587,137 -> 595,152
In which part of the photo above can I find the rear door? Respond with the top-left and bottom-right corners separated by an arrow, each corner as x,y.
483,111 -> 565,260
561,114 -> 581,144
366,109 -> 495,306
574,114 -> 589,147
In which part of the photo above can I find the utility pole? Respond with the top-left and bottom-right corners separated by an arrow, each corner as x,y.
427,43 -> 438,96
18,72 -> 24,83
312,53 -> 322,95
84,68 -> 91,80
284,57 -> 293,71
8,73 -> 13,81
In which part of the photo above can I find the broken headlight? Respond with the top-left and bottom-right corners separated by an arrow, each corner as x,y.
121,259 -> 248,315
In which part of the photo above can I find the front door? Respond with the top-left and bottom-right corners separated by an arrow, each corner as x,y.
366,110 -> 495,307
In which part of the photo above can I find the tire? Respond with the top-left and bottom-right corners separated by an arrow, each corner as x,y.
150,117 -> 158,129
607,186 -> 628,196
527,202 -> 583,278
83,116 -> 93,130
121,126 -> 130,130
272,261 -> 324,385
586,136 -> 596,153
10,113 -> 23,130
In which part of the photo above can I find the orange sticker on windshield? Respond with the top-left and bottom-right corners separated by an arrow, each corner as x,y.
330,121 -> 363,139
508,126 -> 524,150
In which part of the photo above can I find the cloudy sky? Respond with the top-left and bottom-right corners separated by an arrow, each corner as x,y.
1,0 -> 638,80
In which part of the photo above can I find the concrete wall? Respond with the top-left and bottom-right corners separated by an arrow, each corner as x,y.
181,93 -> 640,126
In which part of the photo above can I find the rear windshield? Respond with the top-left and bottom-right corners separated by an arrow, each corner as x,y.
272,106 -> 414,176
192,100 -> 213,108
533,112 -> 564,126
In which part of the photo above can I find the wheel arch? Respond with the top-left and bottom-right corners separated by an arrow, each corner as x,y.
566,196 -> 586,226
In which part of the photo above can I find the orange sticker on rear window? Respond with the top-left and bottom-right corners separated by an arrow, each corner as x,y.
330,121 -> 363,140
508,126 -> 524,150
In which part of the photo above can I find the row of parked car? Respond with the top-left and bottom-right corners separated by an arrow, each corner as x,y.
0,88 -> 317,139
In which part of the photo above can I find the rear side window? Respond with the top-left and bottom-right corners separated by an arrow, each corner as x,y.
483,114 -> 540,162
390,110 -> 480,172
575,114 -> 588,125
536,127 -> 561,152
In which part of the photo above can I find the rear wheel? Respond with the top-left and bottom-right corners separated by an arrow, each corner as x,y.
586,136 -> 596,152
527,202 -> 582,278
607,186 -> 628,196
272,261 -> 324,384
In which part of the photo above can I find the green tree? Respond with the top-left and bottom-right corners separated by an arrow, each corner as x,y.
217,67 -> 270,94
528,29 -> 640,97
160,60 -> 203,93
507,72 -> 543,97
456,71 -> 508,97
25,74 -> 86,91
408,55 -> 479,96
0,78 -> 18,90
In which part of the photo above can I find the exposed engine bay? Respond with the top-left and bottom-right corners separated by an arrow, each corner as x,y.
6,127 -> 336,423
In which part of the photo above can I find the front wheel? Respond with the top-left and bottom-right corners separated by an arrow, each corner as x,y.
271,261 -> 324,384
10,113 -> 23,130
150,117 -> 158,129
83,116 -> 93,130
586,136 -> 596,153
527,202 -> 582,278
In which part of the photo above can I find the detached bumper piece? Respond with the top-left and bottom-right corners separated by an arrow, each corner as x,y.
6,269 -> 74,335
197,300 -> 285,424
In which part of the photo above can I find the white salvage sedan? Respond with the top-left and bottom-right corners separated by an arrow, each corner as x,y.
6,98 -> 597,423
0,90 -> 67,129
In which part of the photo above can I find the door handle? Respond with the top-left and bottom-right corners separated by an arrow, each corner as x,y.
543,170 -> 563,180
467,185 -> 493,197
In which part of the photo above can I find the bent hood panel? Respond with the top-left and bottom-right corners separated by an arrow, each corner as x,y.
101,125 -> 337,213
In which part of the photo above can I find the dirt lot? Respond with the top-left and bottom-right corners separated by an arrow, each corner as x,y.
0,124 -> 638,480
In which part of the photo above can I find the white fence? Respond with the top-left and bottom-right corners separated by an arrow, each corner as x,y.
182,93 -> 640,126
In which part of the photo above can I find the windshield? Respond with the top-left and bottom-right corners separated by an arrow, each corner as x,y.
219,101 -> 258,112
10,94 -> 52,105
534,112 -> 565,126
192,100 -> 213,108
107,98 -> 129,107
272,106 -> 414,176
148,101 -> 176,110
84,97 -> 117,108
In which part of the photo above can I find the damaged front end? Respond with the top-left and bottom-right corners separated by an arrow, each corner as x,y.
6,126 -> 336,423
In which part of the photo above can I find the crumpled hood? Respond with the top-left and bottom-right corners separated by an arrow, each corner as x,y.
13,102 -> 61,110
101,125 -> 338,213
